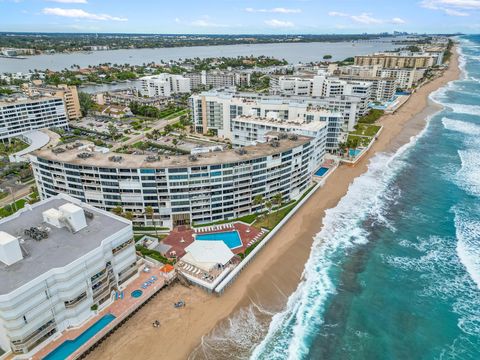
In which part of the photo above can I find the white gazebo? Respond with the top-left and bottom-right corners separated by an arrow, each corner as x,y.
181,240 -> 235,272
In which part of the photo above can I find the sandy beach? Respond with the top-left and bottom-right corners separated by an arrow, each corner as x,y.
87,48 -> 460,360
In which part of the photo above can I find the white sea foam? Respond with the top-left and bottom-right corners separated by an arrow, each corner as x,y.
251,117 -> 434,360
442,118 -> 480,136
457,150 -> 480,197
454,208 -> 480,290
188,302 -> 274,360
444,103 -> 480,116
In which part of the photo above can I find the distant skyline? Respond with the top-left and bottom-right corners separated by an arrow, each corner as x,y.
0,0 -> 478,34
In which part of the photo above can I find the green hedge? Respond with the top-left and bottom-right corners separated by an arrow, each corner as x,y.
135,245 -> 173,265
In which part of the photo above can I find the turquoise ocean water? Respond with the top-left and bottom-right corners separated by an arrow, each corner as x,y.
250,36 -> 480,360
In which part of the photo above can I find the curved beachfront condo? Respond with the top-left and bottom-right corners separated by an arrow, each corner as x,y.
29,130 -> 324,229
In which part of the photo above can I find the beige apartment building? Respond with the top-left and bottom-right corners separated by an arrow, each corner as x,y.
354,53 -> 437,69
23,82 -> 82,120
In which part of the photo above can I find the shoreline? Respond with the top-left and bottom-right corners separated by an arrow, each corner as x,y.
87,47 -> 460,360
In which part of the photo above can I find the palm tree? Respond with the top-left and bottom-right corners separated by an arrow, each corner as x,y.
112,206 -> 123,216
145,206 -> 158,239
273,193 -> 282,209
123,211 -> 134,222
253,194 -> 263,213
172,138 -> 178,154
265,200 -> 273,229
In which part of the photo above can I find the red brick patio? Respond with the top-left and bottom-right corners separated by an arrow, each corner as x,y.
162,222 -> 265,258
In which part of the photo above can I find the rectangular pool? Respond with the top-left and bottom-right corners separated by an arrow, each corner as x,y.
315,167 -> 329,177
44,313 -> 116,360
196,230 -> 242,249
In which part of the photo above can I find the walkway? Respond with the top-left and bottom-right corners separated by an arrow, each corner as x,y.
32,268 -> 167,360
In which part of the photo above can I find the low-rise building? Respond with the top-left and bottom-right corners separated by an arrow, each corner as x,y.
0,194 -> 137,357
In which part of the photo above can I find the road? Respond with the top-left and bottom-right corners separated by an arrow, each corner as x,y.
0,184 -> 32,207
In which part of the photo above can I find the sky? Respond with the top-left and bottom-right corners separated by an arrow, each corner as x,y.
0,0 -> 478,34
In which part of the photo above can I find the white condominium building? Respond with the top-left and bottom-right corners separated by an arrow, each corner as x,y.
269,76 -> 312,96
336,74 -> 396,102
0,96 -> 69,141
30,132 -> 320,229
331,64 -> 426,90
270,74 -> 372,101
189,89 -> 362,150
185,70 -> 251,90
138,74 -> 191,97
0,194 -> 137,357
231,115 -> 327,167
376,68 -> 426,89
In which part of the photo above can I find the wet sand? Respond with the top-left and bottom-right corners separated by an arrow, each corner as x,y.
87,48 -> 460,360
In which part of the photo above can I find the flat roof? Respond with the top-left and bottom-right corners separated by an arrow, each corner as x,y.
0,95 -> 62,106
234,115 -> 327,131
0,196 -> 130,295
32,133 -> 312,168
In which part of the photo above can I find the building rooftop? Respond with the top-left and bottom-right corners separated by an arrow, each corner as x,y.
0,94 -> 62,106
0,195 -> 130,295
32,130 -> 313,168
234,115 -> 328,131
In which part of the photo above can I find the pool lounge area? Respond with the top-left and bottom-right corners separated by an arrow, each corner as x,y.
43,314 -> 116,360
195,230 -> 242,249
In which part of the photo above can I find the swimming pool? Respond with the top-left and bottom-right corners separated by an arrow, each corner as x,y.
196,231 -> 242,249
349,149 -> 362,157
315,167 -> 329,177
44,314 -> 116,360
131,289 -> 143,298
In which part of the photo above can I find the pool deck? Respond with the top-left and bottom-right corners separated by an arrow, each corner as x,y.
32,267 -> 167,360
163,222 -> 264,258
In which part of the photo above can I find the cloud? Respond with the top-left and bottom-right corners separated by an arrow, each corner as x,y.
245,7 -> 301,13
421,0 -> 480,15
264,19 -> 295,28
391,17 -> 407,24
42,8 -> 127,21
327,11 -> 349,17
329,11 -> 406,25
190,17 -> 227,27
46,0 -> 88,3
444,8 -> 470,14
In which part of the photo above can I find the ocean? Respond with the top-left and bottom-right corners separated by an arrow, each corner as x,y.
187,36 -> 479,360
245,35 -> 480,360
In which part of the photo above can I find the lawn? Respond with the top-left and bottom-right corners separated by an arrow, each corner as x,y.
0,199 -> 27,218
135,245 -> 173,265
351,124 -> 381,137
253,203 -> 296,231
0,138 -> 29,155
347,134 -> 372,147
358,109 -> 385,124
